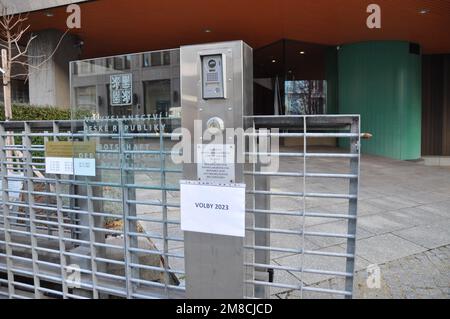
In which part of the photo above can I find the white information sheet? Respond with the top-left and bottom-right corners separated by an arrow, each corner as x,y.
44,141 -> 96,176
73,158 -> 96,177
196,144 -> 235,182
180,180 -> 245,237
45,157 -> 74,175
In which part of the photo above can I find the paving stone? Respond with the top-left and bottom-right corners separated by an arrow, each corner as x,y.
419,200 -> 450,217
354,199 -> 387,215
357,206 -> 447,235
268,234 -> 319,260
365,196 -> 420,211
393,206 -> 449,225
129,147 -> 450,298
394,191 -> 450,205
357,212 -> 414,235
277,245 -> 450,299
273,244 -> 371,286
355,233 -> 427,264
304,220 -> 374,248
393,222 -> 450,249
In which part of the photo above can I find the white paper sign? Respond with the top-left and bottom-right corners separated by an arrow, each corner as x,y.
45,157 -> 96,176
8,172 -> 23,201
45,157 -> 74,175
180,181 -> 245,237
74,158 -> 96,176
44,141 -> 96,177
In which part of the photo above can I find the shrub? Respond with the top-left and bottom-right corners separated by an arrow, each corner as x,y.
0,104 -> 72,121
0,103 -> 92,121
0,104 -> 84,161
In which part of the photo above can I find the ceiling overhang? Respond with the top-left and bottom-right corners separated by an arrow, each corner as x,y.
23,0 -> 450,58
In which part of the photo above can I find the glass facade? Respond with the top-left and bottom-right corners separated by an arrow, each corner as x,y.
284,80 -> 326,115
253,39 -> 330,115
70,49 -> 180,119
70,40 -> 331,118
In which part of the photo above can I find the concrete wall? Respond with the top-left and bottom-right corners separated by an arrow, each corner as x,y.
28,29 -> 81,107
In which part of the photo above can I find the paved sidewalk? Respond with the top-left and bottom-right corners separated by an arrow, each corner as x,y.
137,148 -> 450,298
273,151 -> 450,299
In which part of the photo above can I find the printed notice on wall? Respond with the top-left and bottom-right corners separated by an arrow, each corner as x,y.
180,181 -> 245,237
45,141 -> 96,176
197,144 -> 235,182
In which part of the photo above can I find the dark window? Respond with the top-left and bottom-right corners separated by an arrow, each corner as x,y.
114,57 -> 124,70
150,52 -> 162,66
143,79 -> 171,114
124,55 -> 131,69
143,54 -> 150,67
113,56 -> 131,70
106,58 -> 113,69
163,51 -> 171,65
142,51 -> 171,67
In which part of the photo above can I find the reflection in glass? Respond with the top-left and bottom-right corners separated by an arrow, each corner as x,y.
70,49 -> 180,119
285,80 -> 327,115
75,86 -> 97,113
107,84 -> 133,117
144,80 -> 171,114
143,51 -> 171,67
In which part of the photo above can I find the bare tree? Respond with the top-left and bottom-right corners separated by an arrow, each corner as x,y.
0,2 -> 68,177
0,2 -> 68,119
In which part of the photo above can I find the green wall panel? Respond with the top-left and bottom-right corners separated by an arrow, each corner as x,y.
338,41 -> 422,160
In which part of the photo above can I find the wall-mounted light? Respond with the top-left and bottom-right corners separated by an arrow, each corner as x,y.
419,9 -> 429,14
299,51 -> 305,55
271,59 -> 276,63
45,11 -> 54,17
204,29 -> 212,33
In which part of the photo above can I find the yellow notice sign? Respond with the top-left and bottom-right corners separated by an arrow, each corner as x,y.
45,141 -> 96,176
45,141 -> 96,158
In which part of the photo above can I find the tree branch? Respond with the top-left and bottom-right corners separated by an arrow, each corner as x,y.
11,31 -> 36,61
25,29 -> 70,66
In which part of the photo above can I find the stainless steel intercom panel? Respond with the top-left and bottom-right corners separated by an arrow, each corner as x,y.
201,54 -> 225,99
181,41 -> 253,299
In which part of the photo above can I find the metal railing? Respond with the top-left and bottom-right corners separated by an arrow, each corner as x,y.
0,115 -> 361,299
0,118 -> 185,299
244,115 -> 360,299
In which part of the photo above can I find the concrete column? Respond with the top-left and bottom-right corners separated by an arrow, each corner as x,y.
28,29 -> 81,108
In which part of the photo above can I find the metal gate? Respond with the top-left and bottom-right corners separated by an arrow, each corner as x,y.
0,118 -> 186,299
244,115 -> 360,299
0,114 -> 360,299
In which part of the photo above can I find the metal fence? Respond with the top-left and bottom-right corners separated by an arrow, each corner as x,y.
244,115 -> 360,299
0,115 -> 360,299
0,118 -> 185,299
